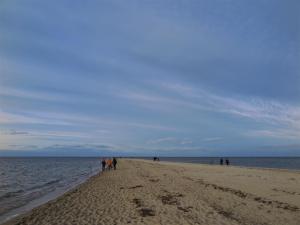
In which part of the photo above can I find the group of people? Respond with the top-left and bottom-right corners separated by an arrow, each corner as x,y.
101,157 -> 117,171
220,158 -> 230,166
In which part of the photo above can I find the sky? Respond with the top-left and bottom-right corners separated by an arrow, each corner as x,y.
0,0 -> 299,156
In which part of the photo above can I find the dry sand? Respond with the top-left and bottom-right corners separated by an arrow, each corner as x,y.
3,159 -> 300,225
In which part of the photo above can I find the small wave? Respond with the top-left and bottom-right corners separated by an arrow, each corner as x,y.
0,190 -> 24,201
0,184 -> 10,189
45,179 -> 61,185
26,179 -> 61,191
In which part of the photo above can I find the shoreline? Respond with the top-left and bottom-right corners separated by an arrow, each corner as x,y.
140,158 -> 300,173
2,159 -> 300,225
136,157 -> 300,171
0,169 -> 100,225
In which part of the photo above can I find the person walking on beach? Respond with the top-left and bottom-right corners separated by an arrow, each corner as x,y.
101,158 -> 106,171
225,159 -> 230,166
220,158 -> 223,165
105,159 -> 109,170
107,158 -> 113,170
153,157 -> 160,161
112,157 -> 117,170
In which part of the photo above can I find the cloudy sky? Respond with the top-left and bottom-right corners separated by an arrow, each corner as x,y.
0,0 -> 299,156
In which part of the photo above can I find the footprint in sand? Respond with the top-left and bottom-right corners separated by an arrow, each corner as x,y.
132,198 -> 156,217
149,178 -> 160,183
132,198 -> 143,208
159,192 -> 184,205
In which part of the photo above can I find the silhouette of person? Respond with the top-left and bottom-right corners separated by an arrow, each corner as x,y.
226,159 -> 230,166
112,157 -> 117,170
101,158 -> 106,171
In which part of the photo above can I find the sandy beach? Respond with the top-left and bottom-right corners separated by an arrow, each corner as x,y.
3,159 -> 300,225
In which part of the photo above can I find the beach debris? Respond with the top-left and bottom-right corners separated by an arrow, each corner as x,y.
138,208 -> 155,217
177,206 -> 193,213
159,192 -> 184,205
149,178 -> 160,183
211,204 -> 239,223
128,185 -> 143,189
197,179 -> 300,212
132,198 -> 143,208
272,188 -> 300,196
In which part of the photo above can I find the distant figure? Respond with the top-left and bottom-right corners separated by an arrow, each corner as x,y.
106,159 -> 112,170
108,159 -> 113,170
101,158 -> 106,171
225,159 -> 230,166
112,157 -> 117,170
153,157 -> 160,161
220,158 -> 223,165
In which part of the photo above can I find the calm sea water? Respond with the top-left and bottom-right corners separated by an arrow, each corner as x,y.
1,157 -> 299,224
0,157 -> 101,223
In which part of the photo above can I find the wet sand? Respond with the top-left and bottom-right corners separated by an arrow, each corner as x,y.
3,159 -> 300,225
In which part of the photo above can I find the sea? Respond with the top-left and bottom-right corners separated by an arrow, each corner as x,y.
0,157 -> 101,224
0,157 -> 300,224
